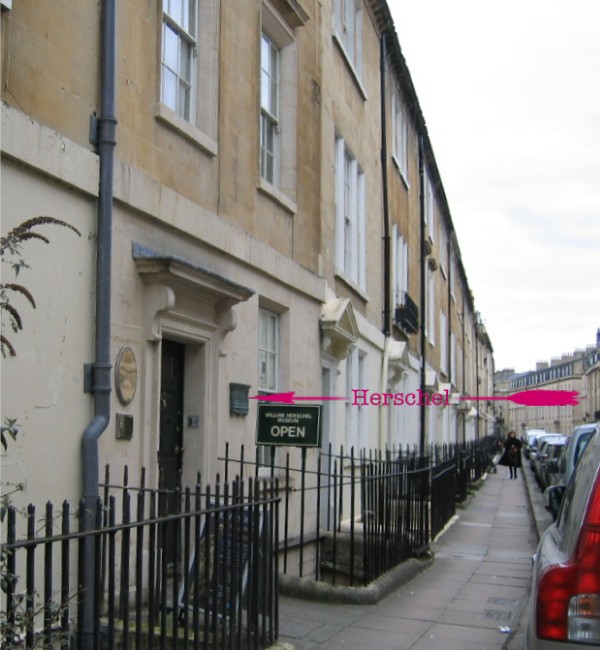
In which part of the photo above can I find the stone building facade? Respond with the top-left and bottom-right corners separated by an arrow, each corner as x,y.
1,0 -> 494,512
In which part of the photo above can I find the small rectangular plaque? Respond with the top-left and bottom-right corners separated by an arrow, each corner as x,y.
230,383 -> 250,416
116,413 -> 134,440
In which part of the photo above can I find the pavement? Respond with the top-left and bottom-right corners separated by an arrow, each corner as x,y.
270,458 -> 554,650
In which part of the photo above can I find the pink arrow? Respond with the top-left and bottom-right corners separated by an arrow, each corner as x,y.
250,391 -> 346,405
461,389 -> 579,407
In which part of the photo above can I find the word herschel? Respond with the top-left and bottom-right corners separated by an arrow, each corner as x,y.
351,389 -> 450,407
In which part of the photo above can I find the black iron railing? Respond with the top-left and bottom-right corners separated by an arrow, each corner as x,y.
219,438 -> 499,587
1,439 -> 499,650
394,291 -> 419,334
1,469 -> 280,650
430,457 -> 456,540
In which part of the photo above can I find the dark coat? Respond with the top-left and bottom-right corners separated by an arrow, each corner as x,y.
498,436 -> 523,468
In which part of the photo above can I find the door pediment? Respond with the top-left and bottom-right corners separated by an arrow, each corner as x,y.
133,243 -> 254,341
320,298 -> 358,360
133,243 -> 254,306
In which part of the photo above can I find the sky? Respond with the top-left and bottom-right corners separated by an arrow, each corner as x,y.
388,0 -> 600,373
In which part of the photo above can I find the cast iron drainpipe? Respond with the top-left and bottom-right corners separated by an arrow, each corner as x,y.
380,32 -> 391,339
418,136 -> 427,454
82,0 -> 116,647
379,32 -> 392,450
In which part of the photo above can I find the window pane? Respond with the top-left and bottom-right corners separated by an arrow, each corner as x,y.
265,154 -> 274,184
261,36 -> 270,72
261,69 -> 270,110
162,69 -> 178,112
180,39 -> 192,82
269,44 -> 279,115
261,37 -> 271,108
261,35 -> 279,117
169,0 -> 182,27
265,120 -> 275,154
270,76 -> 278,115
163,23 -> 179,71
183,0 -> 194,34
259,351 -> 268,386
178,81 -> 191,120
268,354 -> 277,390
268,314 -> 277,350
259,310 -> 268,348
259,310 -> 279,390
261,114 -> 277,183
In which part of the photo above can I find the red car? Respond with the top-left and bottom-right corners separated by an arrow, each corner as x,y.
526,423 -> 600,648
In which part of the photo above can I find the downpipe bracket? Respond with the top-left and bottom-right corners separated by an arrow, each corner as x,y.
83,362 -> 112,394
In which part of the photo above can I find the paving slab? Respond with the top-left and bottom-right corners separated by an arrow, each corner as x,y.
275,468 -> 542,649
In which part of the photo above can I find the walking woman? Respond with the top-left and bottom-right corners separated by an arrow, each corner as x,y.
498,430 -> 523,479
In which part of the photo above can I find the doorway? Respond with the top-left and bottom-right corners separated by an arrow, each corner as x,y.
159,340 -> 184,564
159,340 -> 185,492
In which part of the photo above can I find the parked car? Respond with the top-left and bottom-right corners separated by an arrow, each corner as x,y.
525,424 -> 600,649
535,439 -> 567,491
525,429 -> 548,459
553,424 -> 597,486
529,433 -> 565,470
532,437 -> 565,485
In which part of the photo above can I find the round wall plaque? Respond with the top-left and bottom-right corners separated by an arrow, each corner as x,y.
115,347 -> 137,405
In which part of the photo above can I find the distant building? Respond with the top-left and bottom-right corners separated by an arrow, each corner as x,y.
496,330 -> 600,435
583,330 -> 600,423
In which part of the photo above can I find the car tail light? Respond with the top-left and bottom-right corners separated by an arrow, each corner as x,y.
536,471 -> 600,643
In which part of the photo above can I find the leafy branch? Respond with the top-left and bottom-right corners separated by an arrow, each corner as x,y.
1,545 -> 79,650
1,417 -> 19,453
1,217 -> 80,357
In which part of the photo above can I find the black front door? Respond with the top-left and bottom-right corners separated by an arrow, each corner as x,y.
159,340 -> 185,492
159,340 -> 185,563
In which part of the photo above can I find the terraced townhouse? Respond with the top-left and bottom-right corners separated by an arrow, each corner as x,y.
1,0 -> 494,515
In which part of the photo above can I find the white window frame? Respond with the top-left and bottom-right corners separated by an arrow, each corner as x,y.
450,332 -> 457,383
392,90 -> 409,184
440,311 -> 448,375
258,308 -> 280,392
157,0 -> 219,155
450,257 -> 457,301
346,347 -> 366,452
427,267 -> 435,346
333,0 -> 364,84
260,33 -> 280,186
258,3 -> 298,210
161,0 -> 197,121
391,224 -> 409,305
424,171 -> 435,242
335,136 -> 366,291
439,222 -> 448,278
